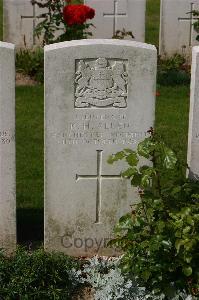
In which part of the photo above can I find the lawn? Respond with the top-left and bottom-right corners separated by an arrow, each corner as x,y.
16,86 -> 44,244
0,0 -> 2,40
155,85 -> 189,164
0,0 -> 190,244
146,0 -> 160,46
16,86 -> 44,210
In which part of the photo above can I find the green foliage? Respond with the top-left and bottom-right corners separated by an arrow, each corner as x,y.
0,247 -> 82,299
157,55 -> 190,86
16,48 -> 44,83
33,0 -> 93,45
112,29 -> 134,40
108,132 -> 199,298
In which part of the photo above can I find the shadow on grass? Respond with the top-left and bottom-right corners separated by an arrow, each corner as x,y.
17,208 -> 43,247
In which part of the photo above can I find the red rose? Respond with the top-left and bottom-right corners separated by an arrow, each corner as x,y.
63,4 -> 95,26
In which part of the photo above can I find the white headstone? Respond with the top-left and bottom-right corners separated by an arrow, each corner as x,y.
84,0 -> 146,41
160,0 -> 199,57
45,39 -> 156,256
0,42 -> 16,253
3,0 -> 44,48
187,46 -> 199,179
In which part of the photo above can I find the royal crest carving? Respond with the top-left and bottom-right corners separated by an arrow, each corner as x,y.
75,58 -> 128,108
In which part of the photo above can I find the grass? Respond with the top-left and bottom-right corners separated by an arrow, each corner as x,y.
155,85 -> 190,164
16,86 -> 44,210
146,0 -> 160,46
0,0 -> 2,40
16,86 -> 44,245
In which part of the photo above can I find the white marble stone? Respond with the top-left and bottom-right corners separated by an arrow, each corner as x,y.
45,39 -> 156,256
160,0 -> 199,58
187,46 -> 199,178
0,42 -> 16,253
84,0 -> 146,41
3,0 -> 44,48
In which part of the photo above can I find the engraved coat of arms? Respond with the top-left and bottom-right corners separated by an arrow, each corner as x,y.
75,58 -> 128,108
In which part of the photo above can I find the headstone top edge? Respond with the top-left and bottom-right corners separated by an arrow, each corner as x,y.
0,41 -> 15,50
44,39 -> 156,53
192,46 -> 199,55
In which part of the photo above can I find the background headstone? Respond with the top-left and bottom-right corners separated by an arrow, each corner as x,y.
160,0 -> 199,58
0,42 -> 16,253
84,0 -> 146,41
45,39 -> 156,257
187,46 -> 199,179
3,0 -> 44,48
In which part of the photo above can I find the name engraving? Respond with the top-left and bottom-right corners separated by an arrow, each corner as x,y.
75,58 -> 128,108
53,113 -> 149,145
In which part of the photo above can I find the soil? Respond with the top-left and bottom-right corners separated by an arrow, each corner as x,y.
72,287 -> 95,300
16,72 -> 38,86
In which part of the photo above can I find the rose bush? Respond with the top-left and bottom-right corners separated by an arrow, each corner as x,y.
63,4 -> 95,26
108,130 -> 199,298
33,0 -> 95,45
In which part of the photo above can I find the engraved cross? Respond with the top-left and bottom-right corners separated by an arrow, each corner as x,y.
178,2 -> 199,46
103,0 -> 127,36
76,150 -> 122,224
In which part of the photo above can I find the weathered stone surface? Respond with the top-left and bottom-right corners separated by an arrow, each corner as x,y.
187,46 -> 199,178
3,0 -> 44,48
45,39 -> 156,256
84,0 -> 146,41
0,42 -> 16,253
160,0 -> 199,58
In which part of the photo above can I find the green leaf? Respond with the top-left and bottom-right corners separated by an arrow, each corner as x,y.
116,213 -> 133,230
137,138 -> 155,158
180,207 -> 191,217
125,152 -> 139,166
182,266 -> 192,277
156,221 -> 165,233
141,174 -> 151,188
162,146 -> 177,169
121,167 -> 138,178
186,216 -> 194,226
139,165 -> 152,172
107,238 -> 121,247
161,240 -> 171,249
183,226 -> 191,234
142,270 -> 151,281
131,174 -> 142,186
171,186 -> 181,195
107,151 -> 125,164
124,148 -> 135,154
184,255 -> 192,264
175,239 -> 184,253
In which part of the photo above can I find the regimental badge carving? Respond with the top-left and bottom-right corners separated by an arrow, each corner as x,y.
75,58 -> 128,108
